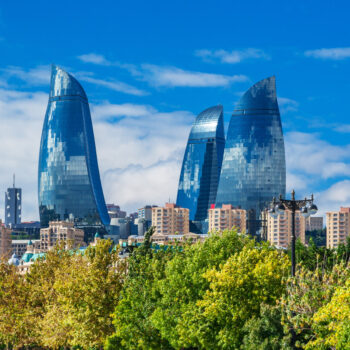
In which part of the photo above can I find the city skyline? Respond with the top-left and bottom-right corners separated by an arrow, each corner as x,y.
1,1 -> 350,220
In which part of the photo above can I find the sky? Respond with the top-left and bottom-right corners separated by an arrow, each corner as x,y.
1,0 -> 350,221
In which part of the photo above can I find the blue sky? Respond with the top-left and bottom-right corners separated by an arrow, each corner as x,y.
1,0 -> 350,220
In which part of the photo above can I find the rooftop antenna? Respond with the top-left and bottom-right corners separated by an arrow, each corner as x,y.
13,174 -> 15,188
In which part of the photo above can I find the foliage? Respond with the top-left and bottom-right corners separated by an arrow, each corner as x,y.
176,244 -> 290,349
307,278 -> 350,349
106,246 -> 175,350
305,229 -> 326,247
39,239 -> 126,349
1,228 -> 350,349
241,304 -> 291,350
150,229 -> 253,349
281,262 -> 350,348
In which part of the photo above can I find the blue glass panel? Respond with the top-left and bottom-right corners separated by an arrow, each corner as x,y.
176,105 -> 225,222
38,65 -> 110,227
216,77 -> 286,220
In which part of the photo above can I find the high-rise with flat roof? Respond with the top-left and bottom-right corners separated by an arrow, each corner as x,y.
267,210 -> 305,249
176,106 -> 225,227
208,205 -> 246,233
38,65 -> 109,228
152,203 -> 189,235
326,207 -> 350,248
216,77 -> 286,234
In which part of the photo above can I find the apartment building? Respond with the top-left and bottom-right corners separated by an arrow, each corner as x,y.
208,205 -> 246,233
326,207 -> 350,248
267,210 -> 305,249
152,203 -> 189,235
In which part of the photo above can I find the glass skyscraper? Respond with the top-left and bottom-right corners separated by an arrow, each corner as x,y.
176,105 -> 225,225
38,65 -> 110,228
215,76 -> 286,230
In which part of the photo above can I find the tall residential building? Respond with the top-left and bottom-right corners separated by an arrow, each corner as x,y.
216,77 -> 286,233
176,106 -> 225,227
208,205 -> 246,233
326,207 -> 350,249
38,65 -> 109,228
152,203 -> 189,235
40,221 -> 85,251
0,221 -> 12,258
5,177 -> 22,227
267,210 -> 305,249
306,216 -> 323,231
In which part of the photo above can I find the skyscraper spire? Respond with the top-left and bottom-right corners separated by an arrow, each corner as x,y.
176,105 -> 225,228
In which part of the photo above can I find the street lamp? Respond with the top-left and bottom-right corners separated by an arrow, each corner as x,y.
268,190 -> 318,277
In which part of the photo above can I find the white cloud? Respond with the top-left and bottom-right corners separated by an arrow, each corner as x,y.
285,132 -> 350,180
78,75 -> 148,96
77,53 -> 111,65
2,65 -> 50,85
278,97 -> 299,113
195,48 -> 269,64
315,180 -> 350,216
0,88 -> 48,221
305,47 -> 350,60
140,64 -> 248,87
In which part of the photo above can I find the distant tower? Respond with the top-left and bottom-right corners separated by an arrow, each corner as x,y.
5,174 -> 22,227
176,105 -> 225,230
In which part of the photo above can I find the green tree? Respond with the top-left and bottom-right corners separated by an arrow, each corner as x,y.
150,230 -> 255,349
39,239 -> 126,349
106,230 -> 175,350
306,278 -> 350,349
281,262 -> 350,349
177,244 -> 290,349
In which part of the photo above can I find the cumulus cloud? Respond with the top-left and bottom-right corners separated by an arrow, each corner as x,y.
195,48 -> 269,64
0,88 -> 48,221
315,180 -> 350,216
139,64 -> 248,87
305,47 -> 350,60
285,131 -> 350,180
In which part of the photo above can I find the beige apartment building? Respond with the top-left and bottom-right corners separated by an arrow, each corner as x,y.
326,207 -> 350,248
40,221 -> 85,251
0,221 -> 12,259
152,203 -> 189,235
208,205 -> 246,233
306,216 -> 323,232
267,210 -> 306,249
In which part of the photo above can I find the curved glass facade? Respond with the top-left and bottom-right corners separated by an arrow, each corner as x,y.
38,65 -> 110,227
176,105 -> 225,222
216,76 -> 286,222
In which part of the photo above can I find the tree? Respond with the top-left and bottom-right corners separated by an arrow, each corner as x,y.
306,278 -> 350,349
281,262 -> 350,349
150,230 -> 255,349
177,244 -> 290,349
39,239 -> 126,349
106,232 -> 175,350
